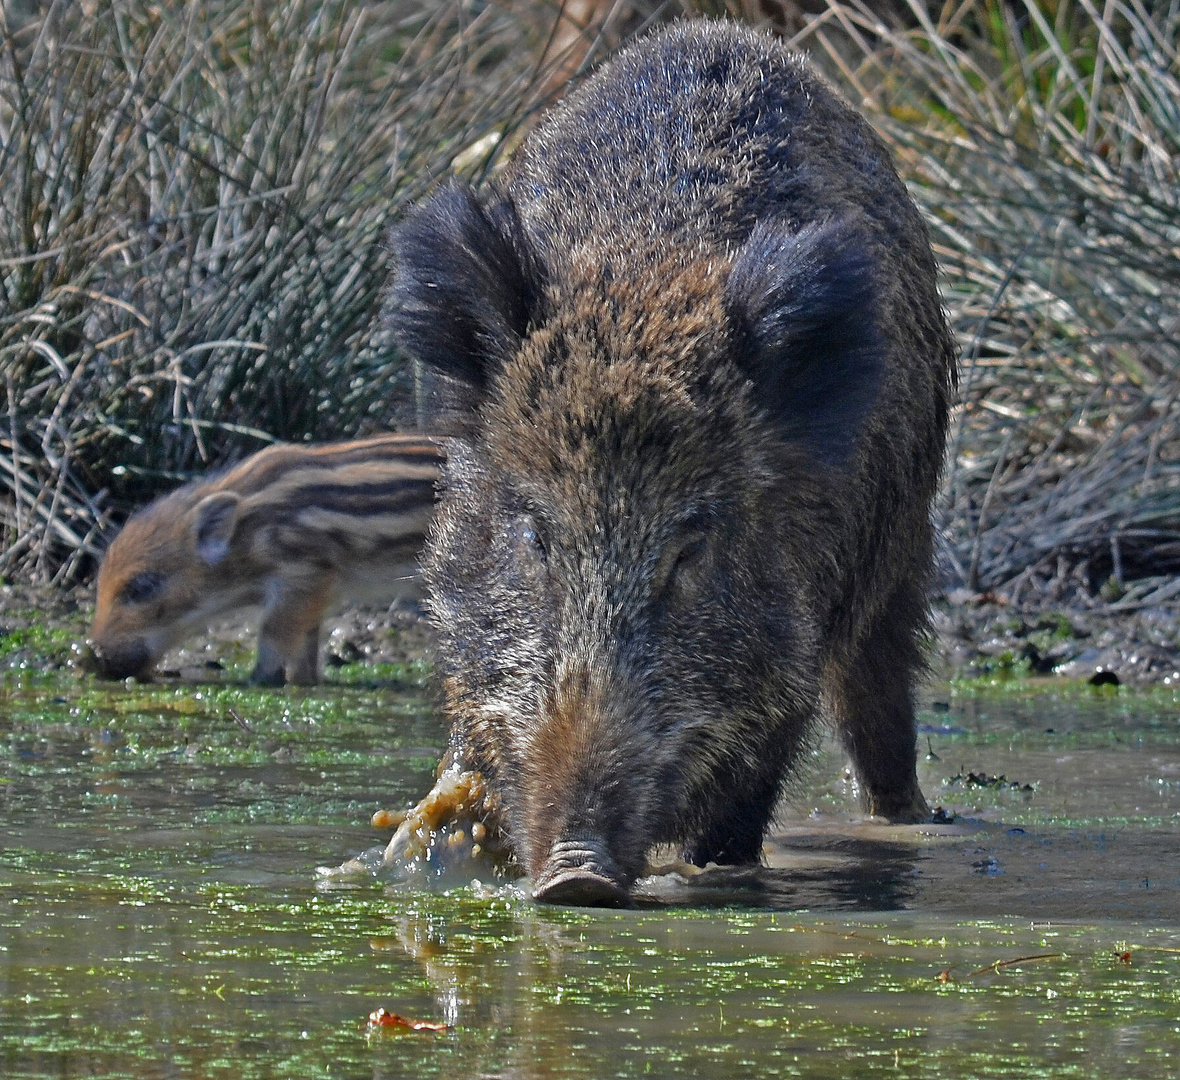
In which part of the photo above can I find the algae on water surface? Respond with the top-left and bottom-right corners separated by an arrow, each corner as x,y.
2,673 -> 1179,1078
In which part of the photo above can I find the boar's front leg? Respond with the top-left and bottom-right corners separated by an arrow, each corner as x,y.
831,581 -> 931,823
249,574 -> 335,687
680,747 -> 792,869
680,777 -> 781,869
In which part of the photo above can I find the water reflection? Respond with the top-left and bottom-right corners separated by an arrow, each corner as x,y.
360,879 -> 1180,1080
639,836 -> 930,910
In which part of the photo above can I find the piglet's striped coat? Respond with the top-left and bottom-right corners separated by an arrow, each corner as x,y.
89,435 -> 442,685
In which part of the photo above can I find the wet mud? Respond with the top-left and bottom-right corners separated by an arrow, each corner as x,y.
2,581 -> 1176,688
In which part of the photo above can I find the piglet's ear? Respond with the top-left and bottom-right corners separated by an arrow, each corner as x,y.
384,183 -> 540,400
726,216 -> 886,466
193,492 -> 241,566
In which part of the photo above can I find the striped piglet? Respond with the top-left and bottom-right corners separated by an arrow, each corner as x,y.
88,434 -> 443,685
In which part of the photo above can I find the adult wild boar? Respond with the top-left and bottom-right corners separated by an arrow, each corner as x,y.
385,21 -> 956,905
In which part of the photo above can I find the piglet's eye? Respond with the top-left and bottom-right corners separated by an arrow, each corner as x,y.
119,572 -> 165,605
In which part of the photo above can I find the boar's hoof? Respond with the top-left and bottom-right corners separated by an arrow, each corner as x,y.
868,785 -> 932,824
532,839 -> 630,907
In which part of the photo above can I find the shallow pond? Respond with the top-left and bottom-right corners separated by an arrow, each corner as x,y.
2,666 -> 1179,1078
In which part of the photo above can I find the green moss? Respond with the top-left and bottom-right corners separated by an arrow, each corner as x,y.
0,623 -> 83,667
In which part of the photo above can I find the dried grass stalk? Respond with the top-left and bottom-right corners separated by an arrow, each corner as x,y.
4,0 -> 1179,611
795,0 -> 1180,608
0,0 -> 576,583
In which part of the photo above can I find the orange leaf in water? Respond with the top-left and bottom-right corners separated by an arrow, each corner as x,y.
367,1008 -> 451,1032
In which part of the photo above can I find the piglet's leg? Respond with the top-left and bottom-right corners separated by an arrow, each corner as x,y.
249,574 -> 335,687
290,626 -> 321,686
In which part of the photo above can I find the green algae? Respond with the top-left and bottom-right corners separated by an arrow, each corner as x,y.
3,673 -> 1180,1078
0,624 -> 80,661
4,871 -> 1178,1079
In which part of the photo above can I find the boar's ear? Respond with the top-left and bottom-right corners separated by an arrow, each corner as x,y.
726,216 -> 885,466
192,492 -> 241,566
384,183 -> 540,402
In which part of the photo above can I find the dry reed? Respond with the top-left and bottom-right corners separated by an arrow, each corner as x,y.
0,0 -> 581,583
793,0 -> 1180,611
3,0 -> 1178,617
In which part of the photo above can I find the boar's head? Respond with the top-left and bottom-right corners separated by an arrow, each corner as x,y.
386,184 -> 885,905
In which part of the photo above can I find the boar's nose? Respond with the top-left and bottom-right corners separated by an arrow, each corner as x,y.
532,838 -> 630,907
87,640 -> 154,680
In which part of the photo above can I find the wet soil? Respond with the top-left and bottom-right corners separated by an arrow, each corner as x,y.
932,593 -> 1180,687
4,581 -> 1176,688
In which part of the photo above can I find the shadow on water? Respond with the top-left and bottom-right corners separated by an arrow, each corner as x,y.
2,672 -> 1179,1078
633,836 -> 930,911
640,815 -> 1180,922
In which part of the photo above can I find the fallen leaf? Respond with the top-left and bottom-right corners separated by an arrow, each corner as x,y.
367,1008 -> 451,1032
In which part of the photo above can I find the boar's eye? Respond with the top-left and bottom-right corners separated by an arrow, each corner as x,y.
671,536 -> 707,577
514,517 -> 548,565
119,571 -> 165,605
657,524 -> 710,601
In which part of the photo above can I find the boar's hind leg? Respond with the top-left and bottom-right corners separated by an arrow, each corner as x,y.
833,581 -> 931,823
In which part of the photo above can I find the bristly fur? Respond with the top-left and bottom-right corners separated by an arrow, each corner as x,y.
726,216 -> 885,465
384,22 -> 957,902
384,185 -> 544,421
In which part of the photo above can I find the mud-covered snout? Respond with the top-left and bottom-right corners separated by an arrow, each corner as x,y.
86,637 -> 156,680
532,837 -> 631,907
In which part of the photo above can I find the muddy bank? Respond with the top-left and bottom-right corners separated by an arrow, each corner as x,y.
0,584 -> 434,680
0,582 -> 1176,688
932,593 -> 1180,687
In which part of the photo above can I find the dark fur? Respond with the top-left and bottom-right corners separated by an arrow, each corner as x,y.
385,22 -> 957,903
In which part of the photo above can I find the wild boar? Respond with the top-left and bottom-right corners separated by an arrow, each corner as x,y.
89,435 -> 442,685
384,21 -> 956,904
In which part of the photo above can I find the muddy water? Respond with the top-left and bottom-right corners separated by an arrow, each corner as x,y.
1,670 -> 1178,1078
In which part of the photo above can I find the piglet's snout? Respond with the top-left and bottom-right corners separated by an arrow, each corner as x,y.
88,639 -> 154,680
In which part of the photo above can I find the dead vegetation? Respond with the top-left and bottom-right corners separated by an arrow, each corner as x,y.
0,0 -> 576,583
790,0 -> 1180,612
2,0 -> 1178,619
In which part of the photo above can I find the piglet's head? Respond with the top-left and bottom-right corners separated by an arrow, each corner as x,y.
89,491 -> 243,679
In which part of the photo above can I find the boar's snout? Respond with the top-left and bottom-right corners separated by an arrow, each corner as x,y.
532,837 -> 631,907
88,638 -> 154,681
